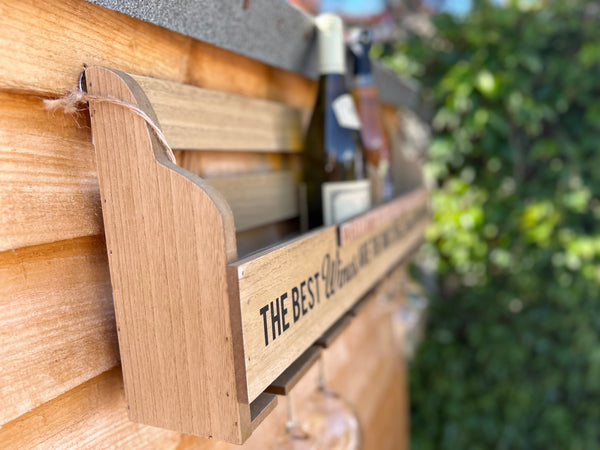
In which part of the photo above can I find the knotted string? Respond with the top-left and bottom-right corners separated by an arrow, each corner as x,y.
44,89 -> 177,164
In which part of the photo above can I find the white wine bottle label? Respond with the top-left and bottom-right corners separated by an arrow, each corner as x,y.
322,179 -> 371,226
332,94 -> 362,130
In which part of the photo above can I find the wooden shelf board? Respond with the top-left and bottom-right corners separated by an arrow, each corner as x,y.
315,314 -> 353,348
264,346 -> 322,396
249,393 -> 278,429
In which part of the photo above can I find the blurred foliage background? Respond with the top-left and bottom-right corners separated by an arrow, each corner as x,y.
379,1 -> 600,448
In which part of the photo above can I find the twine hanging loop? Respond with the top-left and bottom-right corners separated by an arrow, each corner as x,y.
44,88 -> 177,164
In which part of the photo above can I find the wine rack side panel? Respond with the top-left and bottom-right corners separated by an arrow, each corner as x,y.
85,66 -> 250,443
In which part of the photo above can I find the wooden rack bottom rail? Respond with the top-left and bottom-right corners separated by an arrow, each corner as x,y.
86,65 -> 429,443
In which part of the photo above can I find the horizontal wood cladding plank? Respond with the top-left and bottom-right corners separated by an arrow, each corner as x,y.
364,362 -> 408,450
230,191 -> 429,402
0,88 -> 299,252
0,235 -> 118,426
206,171 -> 299,232
0,0 -> 317,110
131,75 -> 303,152
186,39 -> 317,112
0,0 -> 191,95
0,91 -> 102,252
1,281 -> 407,449
0,368 -> 187,449
87,0 -> 318,79
85,0 -> 420,109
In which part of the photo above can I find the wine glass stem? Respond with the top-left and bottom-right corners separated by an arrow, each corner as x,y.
318,354 -> 328,392
285,393 -> 296,433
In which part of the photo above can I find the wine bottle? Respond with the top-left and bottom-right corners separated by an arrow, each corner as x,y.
350,29 -> 394,204
302,14 -> 371,229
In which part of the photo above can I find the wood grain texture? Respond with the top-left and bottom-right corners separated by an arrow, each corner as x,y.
0,0 -> 312,251
230,189 -> 429,402
0,0 -> 318,110
0,368 -> 187,449
0,92 -> 102,252
0,277 -> 407,449
0,84 -> 302,252
0,0 -> 191,96
0,74 -> 302,428
0,235 -> 118,426
132,74 -> 303,152
86,66 -> 251,442
186,41 -> 317,112
0,1 -> 416,446
206,171 -> 299,232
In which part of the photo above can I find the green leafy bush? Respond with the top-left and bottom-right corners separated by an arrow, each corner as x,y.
382,1 -> 600,448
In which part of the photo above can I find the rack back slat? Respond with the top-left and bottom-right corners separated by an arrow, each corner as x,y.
131,74 -> 303,152
206,171 -> 299,232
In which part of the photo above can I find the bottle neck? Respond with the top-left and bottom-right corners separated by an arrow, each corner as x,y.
354,53 -> 371,77
318,73 -> 347,99
316,15 -> 346,75
351,29 -> 373,78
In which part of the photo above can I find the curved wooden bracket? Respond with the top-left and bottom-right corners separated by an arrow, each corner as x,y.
85,66 -> 273,443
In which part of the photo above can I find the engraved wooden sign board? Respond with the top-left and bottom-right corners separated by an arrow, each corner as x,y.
231,190 -> 428,402
85,65 -> 428,444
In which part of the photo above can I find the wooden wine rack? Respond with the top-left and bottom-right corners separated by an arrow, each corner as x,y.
85,66 -> 429,444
